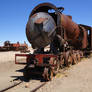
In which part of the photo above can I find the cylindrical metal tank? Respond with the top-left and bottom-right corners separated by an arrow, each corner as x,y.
60,14 -> 81,48
60,14 -> 87,49
61,14 -> 80,39
26,3 -> 87,49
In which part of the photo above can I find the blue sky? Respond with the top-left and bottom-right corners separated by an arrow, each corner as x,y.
0,0 -> 92,46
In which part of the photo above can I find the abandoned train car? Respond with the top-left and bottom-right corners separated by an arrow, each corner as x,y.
15,3 -> 92,81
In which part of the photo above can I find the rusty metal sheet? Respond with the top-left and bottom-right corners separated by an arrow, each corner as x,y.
26,12 -> 56,49
82,28 -> 88,48
61,14 -> 80,39
35,18 -> 48,24
79,24 -> 92,30
91,28 -> 92,49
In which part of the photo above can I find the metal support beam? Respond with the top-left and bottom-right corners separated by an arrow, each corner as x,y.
91,28 -> 92,49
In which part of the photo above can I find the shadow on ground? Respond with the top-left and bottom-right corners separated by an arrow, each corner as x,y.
11,68 -> 46,82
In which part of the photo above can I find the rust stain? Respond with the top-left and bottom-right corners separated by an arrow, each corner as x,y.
31,13 -> 37,18
35,18 -> 48,24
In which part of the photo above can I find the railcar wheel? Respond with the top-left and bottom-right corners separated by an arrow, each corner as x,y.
67,54 -> 73,66
72,53 -> 77,65
64,51 -> 71,67
50,57 -> 60,75
48,68 -> 53,81
60,55 -> 65,68
77,53 -> 80,62
43,67 -> 53,81
43,57 -> 60,81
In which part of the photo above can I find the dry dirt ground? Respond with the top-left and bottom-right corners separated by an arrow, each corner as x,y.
0,51 -> 92,92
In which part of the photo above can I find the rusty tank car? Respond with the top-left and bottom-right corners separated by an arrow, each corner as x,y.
0,41 -> 28,52
15,3 -> 92,81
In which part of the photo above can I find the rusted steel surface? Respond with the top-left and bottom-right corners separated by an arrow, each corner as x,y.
79,24 -> 92,30
26,2 -> 91,49
26,12 -> 56,48
16,2 -> 92,81
15,53 -> 58,80
35,18 -> 48,24
91,28 -> 92,49
60,14 -> 81,48
15,53 -> 57,65
30,3 -> 57,17
61,14 -> 80,39
79,24 -> 92,49
82,28 -> 88,48
26,3 -> 65,49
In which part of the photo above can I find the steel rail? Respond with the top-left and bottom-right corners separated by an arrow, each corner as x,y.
30,82 -> 46,92
0,81 -> 23,92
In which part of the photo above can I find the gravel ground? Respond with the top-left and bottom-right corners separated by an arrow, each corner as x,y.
0,51 -> 92,92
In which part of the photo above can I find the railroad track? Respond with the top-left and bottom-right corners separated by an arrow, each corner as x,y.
0,66 -> 69,92
0,79 -> 47,92
0,60 -> 74,92
0,81 -> 23,92
30,82 -> 46,92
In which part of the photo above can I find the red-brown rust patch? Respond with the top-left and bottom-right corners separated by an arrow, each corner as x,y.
35,18 -> 48,24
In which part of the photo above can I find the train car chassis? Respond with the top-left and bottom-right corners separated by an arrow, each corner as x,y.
15,53 -> 59,80
15,49 -> 84,81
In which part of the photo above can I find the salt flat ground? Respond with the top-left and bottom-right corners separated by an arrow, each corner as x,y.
0,51 -> 92,92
